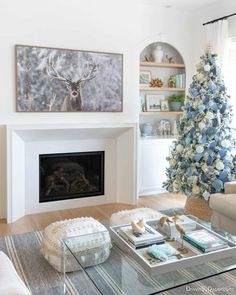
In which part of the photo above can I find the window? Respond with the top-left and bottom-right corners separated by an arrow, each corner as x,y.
224,37 -> 236,128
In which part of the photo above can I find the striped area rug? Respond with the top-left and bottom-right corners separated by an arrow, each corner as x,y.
0,231 -> 236,294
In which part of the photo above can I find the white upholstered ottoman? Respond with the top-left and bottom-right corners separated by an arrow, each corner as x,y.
41,217 -> 111,272
0,251 -> 31,295
110,207 -> 164,226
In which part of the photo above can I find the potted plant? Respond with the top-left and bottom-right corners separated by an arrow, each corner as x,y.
168,94 -> 184,111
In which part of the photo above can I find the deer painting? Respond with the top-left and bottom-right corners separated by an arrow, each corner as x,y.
16,45 -> 123,112
47,59 -> 97,111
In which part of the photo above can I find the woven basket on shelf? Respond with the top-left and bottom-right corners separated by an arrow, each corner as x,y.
184,197 -> 212,221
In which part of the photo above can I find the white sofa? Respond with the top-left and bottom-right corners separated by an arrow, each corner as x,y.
0,251 -> 31,295
209,181 -> 236,235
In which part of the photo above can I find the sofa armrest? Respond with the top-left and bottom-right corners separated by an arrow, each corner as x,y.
224,181 -> 236,194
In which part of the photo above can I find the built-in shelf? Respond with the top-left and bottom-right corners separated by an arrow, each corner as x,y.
140,111 -> 183,116
140,62 -> 185,69
140,86 -> 185,92
140,135 -> 176,140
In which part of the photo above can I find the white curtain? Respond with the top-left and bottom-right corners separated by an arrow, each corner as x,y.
205,19 -> 229,72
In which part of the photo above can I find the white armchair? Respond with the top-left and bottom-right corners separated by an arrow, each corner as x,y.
209,181 -> 236,235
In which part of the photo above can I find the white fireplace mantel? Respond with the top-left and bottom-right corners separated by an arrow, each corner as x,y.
6,123 -> 138,223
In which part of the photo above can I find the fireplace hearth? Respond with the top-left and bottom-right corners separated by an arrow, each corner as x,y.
39,151 -> 104,202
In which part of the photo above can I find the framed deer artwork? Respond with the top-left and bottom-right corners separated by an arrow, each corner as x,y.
15,45 -> 123,112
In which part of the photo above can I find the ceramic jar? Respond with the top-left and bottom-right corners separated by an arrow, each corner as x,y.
153,45 -> 164,63
141,123 -> 153,137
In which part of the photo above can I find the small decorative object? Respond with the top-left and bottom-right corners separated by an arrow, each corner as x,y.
140,71 -> 151,86
158,216 -> 174,241
131,218 -> 146,235
150,78 -> 163,88
152,45 -> 164,63
172,120 -> 178,136
147,244 -> 178,261
146,94 -> 164,112
16,45 -> 123,112
144,55 -> 151,62
160,99 -> 169,111
140,123 -> 153,137
159,120 -> 171,136
168,76 -> 176,88
140,95 -> 146,112
141,102 -> 146,112
175,223 -> 188,254
165,54 -> 174,64
168,94 -> 184,111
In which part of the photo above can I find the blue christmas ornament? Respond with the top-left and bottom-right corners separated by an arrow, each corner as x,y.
206,155 -> 214,165
199,134 -> 207,144
210,82 -> 216,93
219,170 -> 228,182
219,149 -> 227,158
220,103 -> 226,114
203,97 -> 209,104
210,103 -> 218,112
192,90 -> 199,97
198,105 -> 205,112
186,167 -> 194,176
206,127 -> 216,136
201,174 -> 207,182
212,179 -> 223,191
209,141 -> 216,150
212,118 -> 219,127
189,127 -> 196,139
194,153 -> 202,162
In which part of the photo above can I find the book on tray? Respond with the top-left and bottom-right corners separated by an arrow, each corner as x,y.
119,224 -> 164,247
183,229 -> 228,253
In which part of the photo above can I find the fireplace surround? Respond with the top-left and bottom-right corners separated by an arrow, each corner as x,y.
6,123 -> 137,223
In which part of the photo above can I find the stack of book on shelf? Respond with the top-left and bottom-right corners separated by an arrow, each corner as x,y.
158,215 -> 196,238
119,224 -> 164,249
174,73 -> 185,88
183,229 -> 228,253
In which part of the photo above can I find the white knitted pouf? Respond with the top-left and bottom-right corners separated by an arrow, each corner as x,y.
41,217 -> 111,272
110,207 -> 164,226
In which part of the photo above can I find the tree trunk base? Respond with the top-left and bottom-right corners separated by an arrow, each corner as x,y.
184,197 -> 212,221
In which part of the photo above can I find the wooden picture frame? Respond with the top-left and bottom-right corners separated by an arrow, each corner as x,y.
146,94 -> 164,112
140,71 -> 151,86
160,99 -> 169,111
15,45 -> 123,112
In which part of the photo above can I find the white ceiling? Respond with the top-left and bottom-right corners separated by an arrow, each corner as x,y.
142,0 -> 224,11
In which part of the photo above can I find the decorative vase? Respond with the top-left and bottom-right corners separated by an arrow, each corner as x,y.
141,123 -> 153,137
184,197 -> 212,221
153,45 -> 164,63
170,101 -> 182,111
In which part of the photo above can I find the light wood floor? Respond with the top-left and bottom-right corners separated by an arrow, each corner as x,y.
0,193 -> 186,236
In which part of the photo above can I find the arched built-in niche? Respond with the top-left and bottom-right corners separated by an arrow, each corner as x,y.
139,42 -> 186,196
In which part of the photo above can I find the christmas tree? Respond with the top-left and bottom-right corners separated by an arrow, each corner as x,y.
163,48 -> 236,200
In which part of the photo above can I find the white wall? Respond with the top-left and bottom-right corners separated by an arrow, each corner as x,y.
0,0 -> 195,218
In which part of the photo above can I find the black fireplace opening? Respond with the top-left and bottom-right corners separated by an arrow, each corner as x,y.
39,151 -> 104,203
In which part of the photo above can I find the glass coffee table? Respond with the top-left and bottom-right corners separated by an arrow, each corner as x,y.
61,216 -> 236,295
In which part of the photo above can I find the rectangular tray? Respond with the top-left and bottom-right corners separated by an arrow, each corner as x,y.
109,219 -> 236,275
